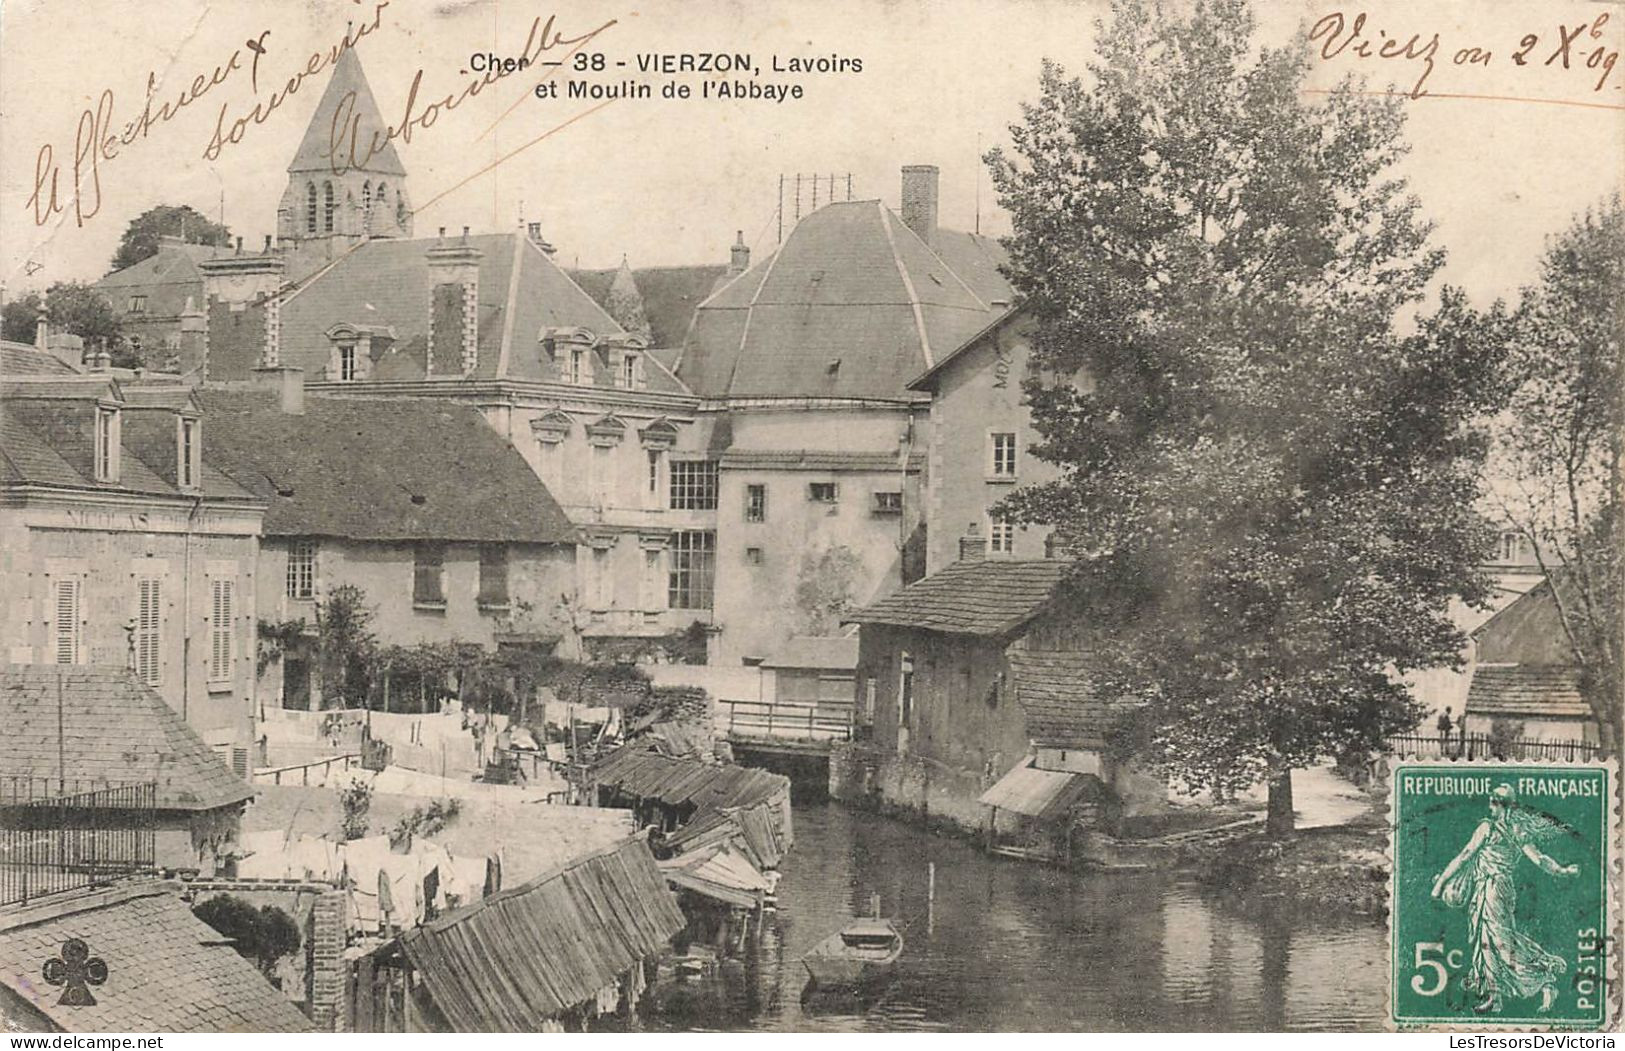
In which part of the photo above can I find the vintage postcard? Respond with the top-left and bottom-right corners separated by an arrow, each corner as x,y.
0,0 -> 1620,1038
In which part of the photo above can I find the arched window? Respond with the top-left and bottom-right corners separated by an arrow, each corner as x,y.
322,182 -> 335,233
305,182 -> 317,234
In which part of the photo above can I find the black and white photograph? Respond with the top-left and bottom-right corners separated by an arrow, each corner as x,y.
0,0 -> 1619,1037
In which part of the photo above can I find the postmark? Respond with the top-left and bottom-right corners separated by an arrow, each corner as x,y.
1389,760 -> 1615,1029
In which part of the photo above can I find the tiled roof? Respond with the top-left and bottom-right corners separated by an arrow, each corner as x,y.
845,559 -> 1072,637
0,665 -> 253,812
761,634 -> 859,671
717,449 -> 925,472
1008,646 -> 1137,749
288,46 -> 405,176
1466,665 -> 1591,719
198,390 -> 576,543
397,835 -> 684,1029
0,881 -> 311,1032
0,340 -> 79,376
94,242 -> 216,321
677,201 -> 1012,400
270,233 -> 628,386
1,382 -> 255,502
571,264 -> 730,350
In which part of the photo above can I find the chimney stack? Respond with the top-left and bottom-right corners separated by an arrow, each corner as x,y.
958,521 -> 987,562
729,230 -> 750,276
426,237 -> 484,376
33,308 -> 47,350
527,221 -> 542,242
252,364 -> 305,415
198,252 -> 287,380
901,164 -> 939,249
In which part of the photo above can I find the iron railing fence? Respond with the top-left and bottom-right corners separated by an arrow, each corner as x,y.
0,777 -> 158,908
1385,733 -> 1601,762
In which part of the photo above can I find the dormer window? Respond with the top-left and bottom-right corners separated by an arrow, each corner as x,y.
94,406 -> 120,483
177,415 -> 201,490
127,295 -> 147,314
339,344 -> 358,382
619,352 -> 640,389
570,347 -> 588,385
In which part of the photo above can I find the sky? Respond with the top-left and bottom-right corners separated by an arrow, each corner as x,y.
1,0 -> 1620,307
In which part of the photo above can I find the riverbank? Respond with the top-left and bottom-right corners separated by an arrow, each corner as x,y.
1183,809 -> 1390,918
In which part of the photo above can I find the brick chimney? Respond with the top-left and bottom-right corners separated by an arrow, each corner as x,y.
198,252 -> 286,381
901,164 -> 939,249
252,364 -> 305,415
729,230 -> 750,276
426,230 -> 483,376
958,521 -> 986,561
33,308 -> 47,350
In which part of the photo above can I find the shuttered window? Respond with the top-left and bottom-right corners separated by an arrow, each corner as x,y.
53,579 -> 81,664
209,578 -> 235,682
136,578 -> 162,685
414,544 -> 445,605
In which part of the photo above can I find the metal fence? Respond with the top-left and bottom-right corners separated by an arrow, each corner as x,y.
0,777 -> 158,908
1384,733 -> 1601,762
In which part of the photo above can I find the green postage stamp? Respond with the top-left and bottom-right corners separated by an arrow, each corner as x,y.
1390,760 -> 1616,1029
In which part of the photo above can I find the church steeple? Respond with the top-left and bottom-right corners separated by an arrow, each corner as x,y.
276,46 -> 412,245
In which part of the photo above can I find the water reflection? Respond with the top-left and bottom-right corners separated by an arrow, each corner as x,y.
644,802 -> 1386,1032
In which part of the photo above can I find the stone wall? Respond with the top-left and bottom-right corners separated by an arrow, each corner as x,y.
829,741 -> 988,838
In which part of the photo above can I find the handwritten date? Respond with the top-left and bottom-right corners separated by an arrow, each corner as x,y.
1310,11 -> 1618,100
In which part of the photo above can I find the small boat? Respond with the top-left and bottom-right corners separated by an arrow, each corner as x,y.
801,917 -> 904,988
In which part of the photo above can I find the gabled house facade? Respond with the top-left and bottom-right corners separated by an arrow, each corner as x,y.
0,362 -> 264,758
907,306 -> 1061,574
1465,574 -> 1605,746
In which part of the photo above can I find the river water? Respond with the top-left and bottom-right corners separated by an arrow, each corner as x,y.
645,802 -> 1387,1032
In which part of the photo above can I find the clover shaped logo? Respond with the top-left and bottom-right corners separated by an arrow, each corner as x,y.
42,938 -> 108,1006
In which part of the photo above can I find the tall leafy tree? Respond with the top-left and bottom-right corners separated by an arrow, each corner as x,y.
989,0 -> 1508,833
109,203 -> 231,274
1488,197 -> 1622,755
0,283 -> 124,361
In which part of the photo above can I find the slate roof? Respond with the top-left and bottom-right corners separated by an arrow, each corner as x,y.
845,559 -> 1072,637
717,449 -> 925,472
1466,665 -> 1591,719
0,881 -> 310,1032
1,379 -> 256,502
0,340 -> 79,376
95,241 -> 216,321
270,232 -> 681,389
571,264 -> 730,350
198,390 -> 576,543
1007,647 -> 1135,749
0,666 -> 254,812
677,200 -> 1012,400
288,45 -> 405,176
396,835 -> 684,1029
908,303 -> 1024,391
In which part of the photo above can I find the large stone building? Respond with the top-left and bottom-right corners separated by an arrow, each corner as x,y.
675,165 -> 1015,663
0,346 -> 264,759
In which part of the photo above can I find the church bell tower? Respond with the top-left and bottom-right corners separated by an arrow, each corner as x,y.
276,45 -> 413,247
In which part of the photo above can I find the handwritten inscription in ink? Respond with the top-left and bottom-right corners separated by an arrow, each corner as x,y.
1309,10 -> 1619,100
